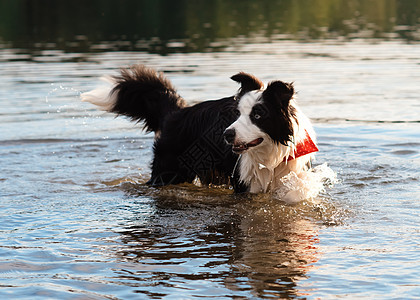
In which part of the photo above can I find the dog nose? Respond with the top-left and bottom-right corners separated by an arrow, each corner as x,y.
223,128 -> 236,144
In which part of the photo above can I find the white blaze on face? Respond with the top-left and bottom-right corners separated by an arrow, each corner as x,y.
227,91 -> 265,145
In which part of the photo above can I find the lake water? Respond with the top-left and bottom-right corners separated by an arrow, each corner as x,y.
1,1 -> 420,299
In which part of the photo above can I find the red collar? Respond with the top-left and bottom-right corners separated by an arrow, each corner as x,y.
283,130 -> 318,162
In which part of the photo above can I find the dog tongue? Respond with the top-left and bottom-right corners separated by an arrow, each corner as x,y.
247,138 -> 263,147
284,130 -> 318,162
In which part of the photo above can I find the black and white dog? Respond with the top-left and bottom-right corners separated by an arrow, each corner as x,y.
81,65 -> 318,194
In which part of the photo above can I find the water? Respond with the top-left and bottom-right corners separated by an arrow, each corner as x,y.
1,1 -> 420,299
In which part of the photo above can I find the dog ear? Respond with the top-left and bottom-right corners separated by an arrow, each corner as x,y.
231,72 -> 263,98
262,81 -> 294,108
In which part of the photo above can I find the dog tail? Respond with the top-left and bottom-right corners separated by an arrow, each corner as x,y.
81,64 -> 186,133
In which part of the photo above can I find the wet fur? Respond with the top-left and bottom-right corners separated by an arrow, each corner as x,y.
81,64 -> 316,193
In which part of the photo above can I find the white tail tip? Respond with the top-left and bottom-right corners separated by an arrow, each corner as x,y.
80,76 -> 117,112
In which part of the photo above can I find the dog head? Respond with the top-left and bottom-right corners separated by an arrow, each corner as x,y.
224,73 -> 296,154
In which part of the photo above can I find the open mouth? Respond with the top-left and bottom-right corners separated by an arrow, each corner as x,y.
232,138 -> 264,153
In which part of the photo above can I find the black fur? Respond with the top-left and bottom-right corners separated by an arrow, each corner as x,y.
109,65 -> 257,192
148,97 -> 247,191
104,65 -> 296,193
110,65 -> 186,133
252,81 -> 297,146
230,72 -> 263,98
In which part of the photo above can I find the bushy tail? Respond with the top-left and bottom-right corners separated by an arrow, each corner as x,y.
81,64 -> 186,133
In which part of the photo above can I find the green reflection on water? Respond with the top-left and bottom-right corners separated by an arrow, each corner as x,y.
0,0 -> 419,53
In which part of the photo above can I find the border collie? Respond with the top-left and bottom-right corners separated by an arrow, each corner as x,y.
81,65 -> 318,194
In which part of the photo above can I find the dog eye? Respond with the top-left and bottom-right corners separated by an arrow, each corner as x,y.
251,104 -> 266,121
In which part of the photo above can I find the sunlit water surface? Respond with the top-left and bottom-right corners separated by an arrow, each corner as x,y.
0,40 -> 419,299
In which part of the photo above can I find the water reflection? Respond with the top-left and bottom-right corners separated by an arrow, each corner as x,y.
112,183 -> 327,298
1,0 -> 419,55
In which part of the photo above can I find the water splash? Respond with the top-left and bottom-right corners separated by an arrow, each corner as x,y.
272,163 -> 337,204
45,83 -> 83,114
